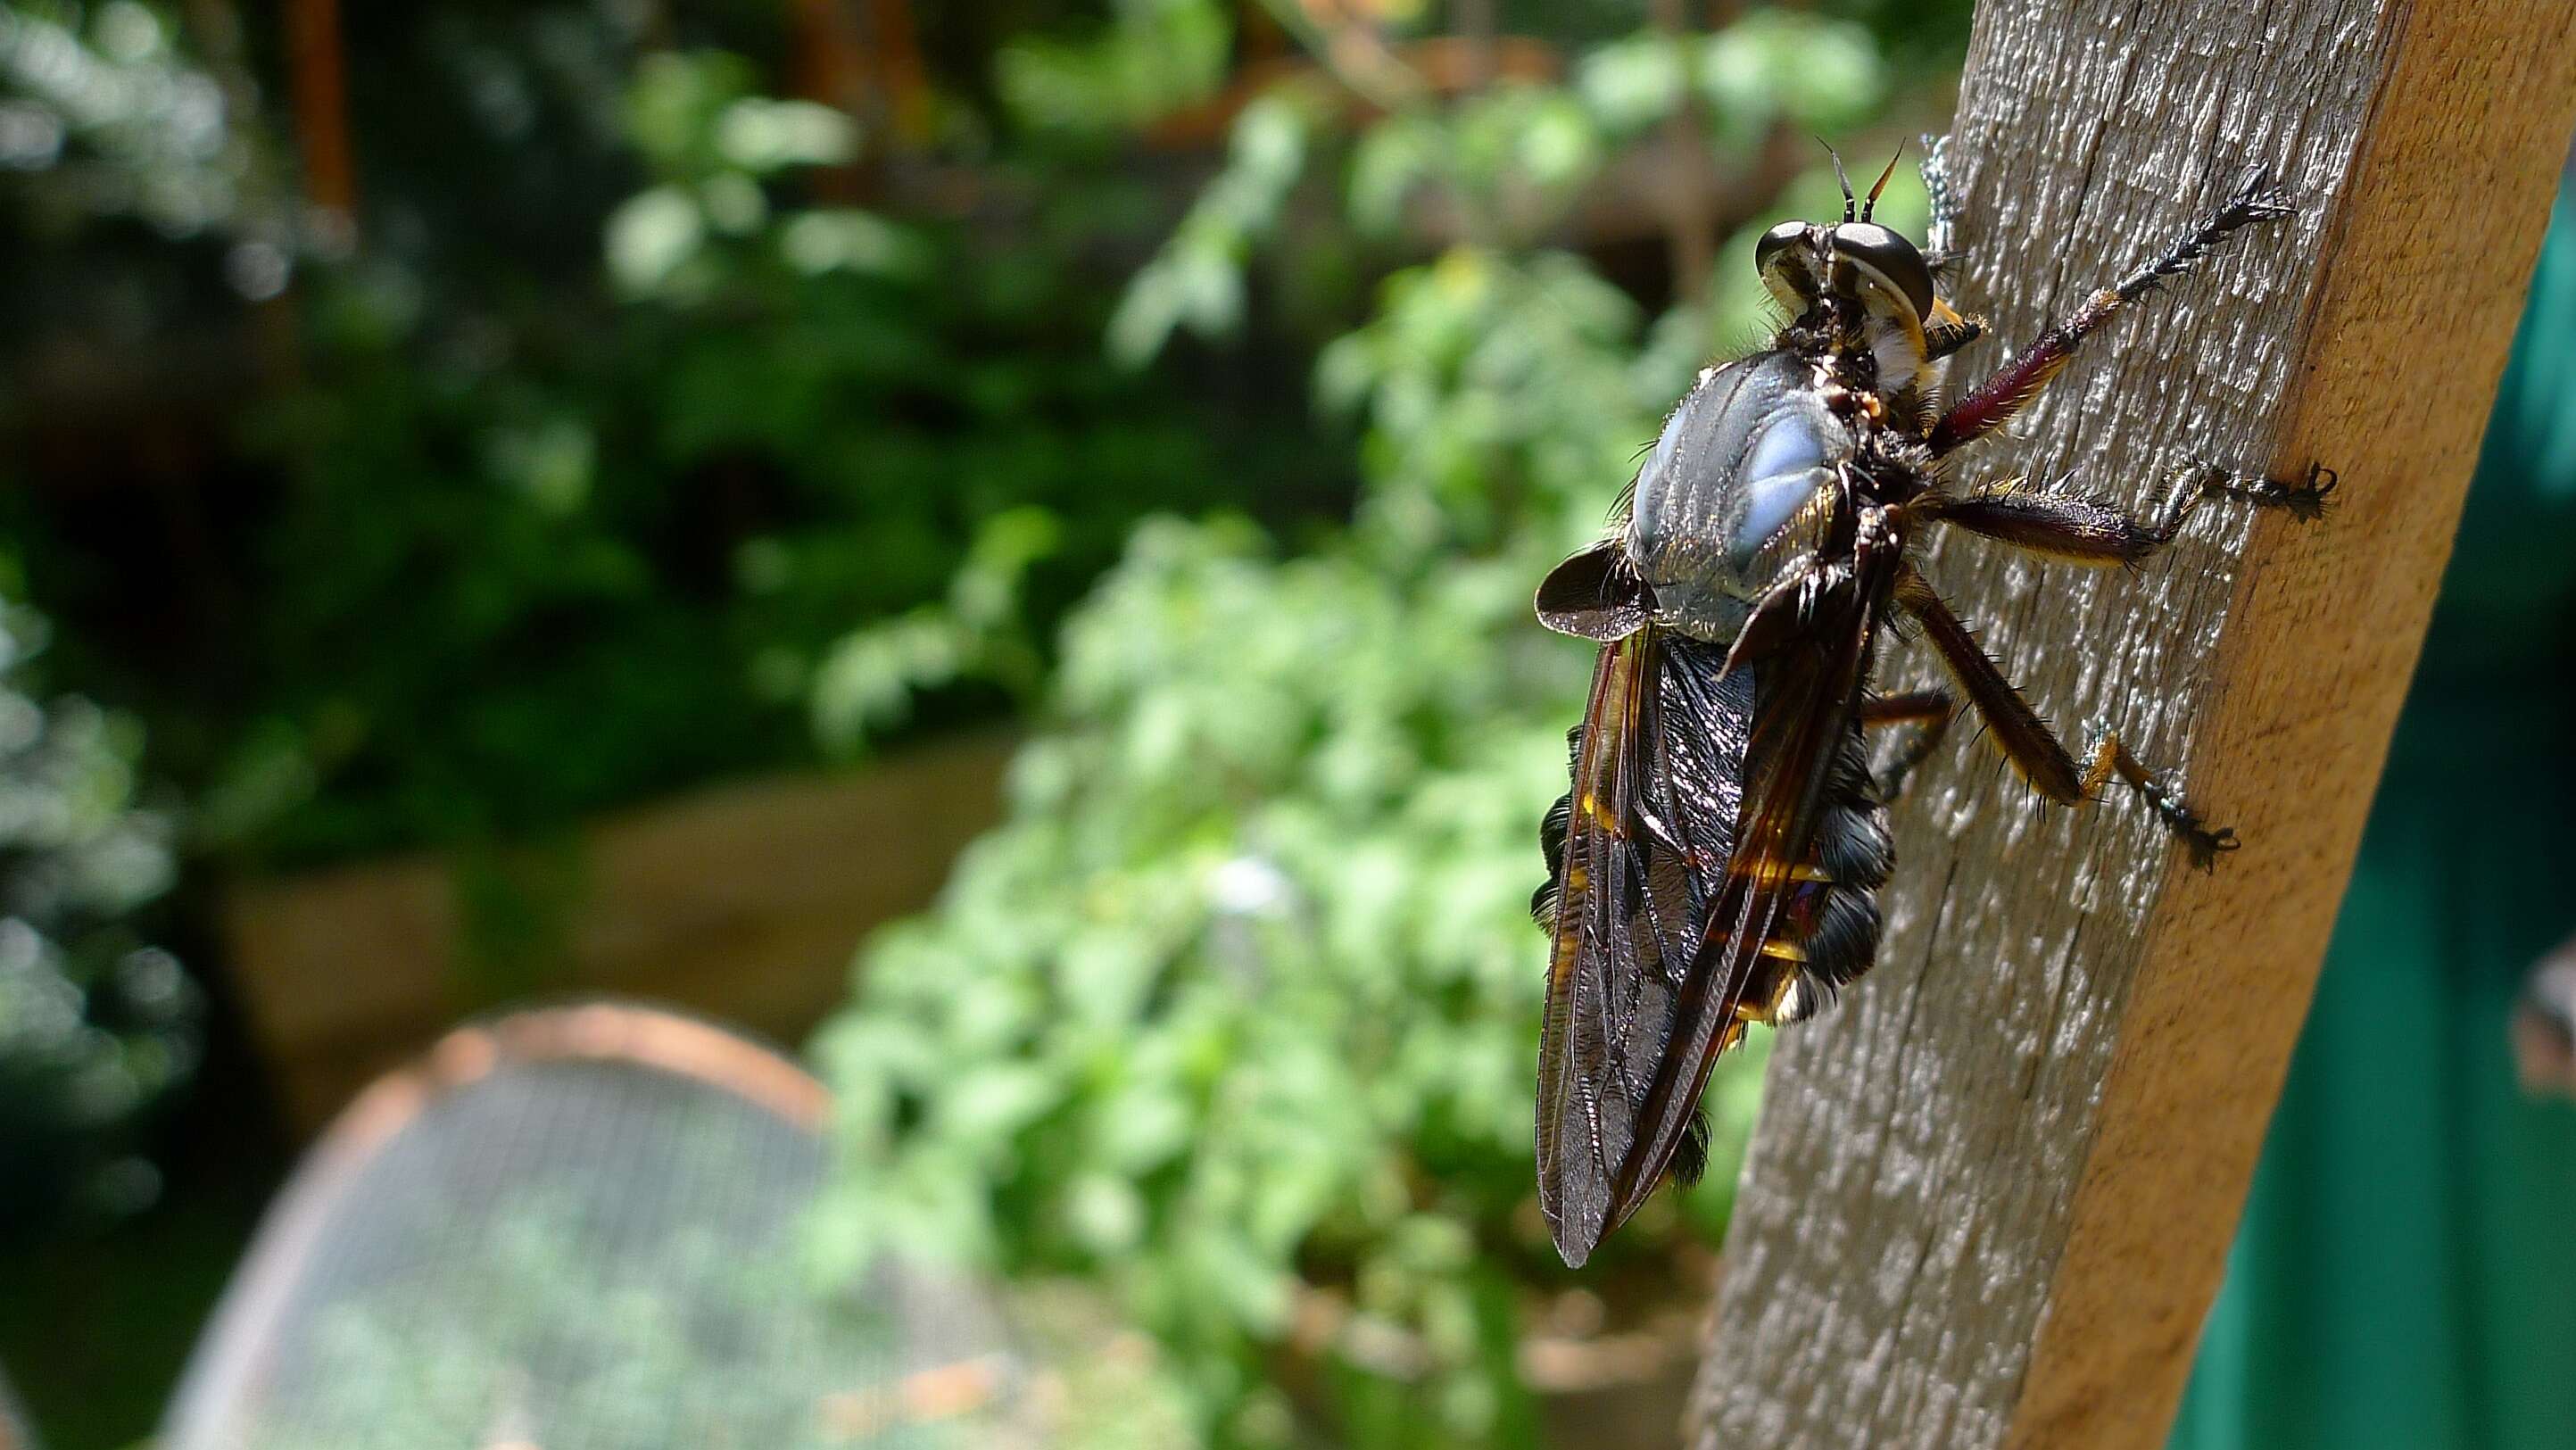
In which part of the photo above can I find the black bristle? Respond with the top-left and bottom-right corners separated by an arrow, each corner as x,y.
1539,793 -> 1571,862
1670,1110 -> 1714,1188
1804,887 -> 1884,991
1815,798 -> 1894,891
1534,792 -> 1574,925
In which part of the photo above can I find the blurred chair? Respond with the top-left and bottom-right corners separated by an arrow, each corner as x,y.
162,999 -> 1023,1450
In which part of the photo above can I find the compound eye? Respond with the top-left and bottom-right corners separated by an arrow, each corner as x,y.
1830,221 -> 1935,320
1753,221 -> 1806,276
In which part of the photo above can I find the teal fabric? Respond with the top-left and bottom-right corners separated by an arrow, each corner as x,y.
2169,188 -> 2576,1449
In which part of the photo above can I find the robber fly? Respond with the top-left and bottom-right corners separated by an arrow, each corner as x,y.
1529,145 -> 2334,1267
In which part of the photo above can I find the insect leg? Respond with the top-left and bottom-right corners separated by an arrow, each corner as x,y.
1928,173 -> 2293,457
1860,689 -> 1954,726
2078,732 -> 2239,870
1861,689 -> 1956,802
1893,567 -> 2237,867
1934,480 -> 2198,565
1924,311 -> 1985,362
1929,460 -> 2336,565
2206,460 -> 2340,522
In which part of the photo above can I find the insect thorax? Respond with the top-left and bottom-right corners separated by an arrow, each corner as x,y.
1624,347 -> 1882,642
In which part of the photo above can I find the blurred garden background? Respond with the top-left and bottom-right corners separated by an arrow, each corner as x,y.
0,1 -> 1975,1444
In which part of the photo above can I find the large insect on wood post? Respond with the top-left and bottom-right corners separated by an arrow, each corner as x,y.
1689,5 -> 2576,1450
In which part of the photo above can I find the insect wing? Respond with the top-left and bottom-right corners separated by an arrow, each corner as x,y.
1603,551 -> 1893,1238
1536,626 -> 1755,1265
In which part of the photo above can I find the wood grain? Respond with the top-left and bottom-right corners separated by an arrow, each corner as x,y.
1688,3 -> 2576,1447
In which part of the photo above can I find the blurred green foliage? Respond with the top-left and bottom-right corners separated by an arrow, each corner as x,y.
818,6 -> 1951,1444
195,46 -> 1308,864
0,1 -> 241,236
5,5 -> 1337,873
0,583 -> 195,1230
0,0 -> 217,1258
998,0 -> 1234,135
0,0 -> 1339,1269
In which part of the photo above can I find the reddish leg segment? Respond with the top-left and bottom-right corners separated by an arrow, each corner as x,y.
1891,567 -> 2237,868
1929,175 -> 2292,456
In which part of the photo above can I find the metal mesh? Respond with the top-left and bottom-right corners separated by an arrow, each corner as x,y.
162,1001 -> 1022,1450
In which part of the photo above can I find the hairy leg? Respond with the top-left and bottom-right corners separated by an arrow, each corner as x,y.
1930,461 -> 2337,565
1860,688 -> 1956,802
1929,173 -> 2292,456
1892,568 -> 2237,867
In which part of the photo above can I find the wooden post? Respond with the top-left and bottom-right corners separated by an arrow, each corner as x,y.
860,0 -> 932,146
1689,5 -> 2576,1450
282,0 -> 355,237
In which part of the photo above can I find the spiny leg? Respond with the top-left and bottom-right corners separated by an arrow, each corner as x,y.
1928,460 -> 2337,566
1890,568 -> 2086,805
1860,688 -> 1955,801
2079,733 -> 2238,868
1932,473 -> 2209,566
1930,173 -> 2293,457
1924,312 -> 1985,363
1892,568 -> 2237,868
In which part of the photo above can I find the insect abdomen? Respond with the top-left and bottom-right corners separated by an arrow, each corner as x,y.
1533,720 -> 1891,1020
1776,725 -> 1892,1025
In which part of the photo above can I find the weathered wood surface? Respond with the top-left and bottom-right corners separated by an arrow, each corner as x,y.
1691,4 -> 2576,1448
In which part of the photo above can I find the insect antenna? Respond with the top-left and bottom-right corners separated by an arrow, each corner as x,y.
1824,140 -> 1857,222
1862,141 -> 1905,221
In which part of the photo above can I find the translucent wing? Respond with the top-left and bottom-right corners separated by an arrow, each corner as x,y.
1536,626 -> 1754,1265
1608,548 -> 1896,1244
1539,539 -> 1894,1266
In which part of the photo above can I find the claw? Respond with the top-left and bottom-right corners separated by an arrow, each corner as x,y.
2222,167 -> 2296,223
2214,460 -> 2339,522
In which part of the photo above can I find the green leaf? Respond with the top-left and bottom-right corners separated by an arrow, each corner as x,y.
714,97 -> 857,171
602,186 -> 703,294
1347,114 -> 1438,236
1577,32 -> 1687,134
